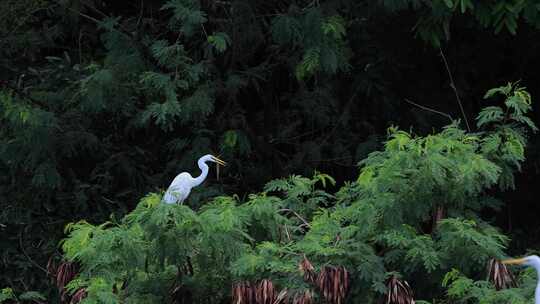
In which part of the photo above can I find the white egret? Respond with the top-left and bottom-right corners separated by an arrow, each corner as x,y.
162,154 -> 226,204
503,255 -> 540,304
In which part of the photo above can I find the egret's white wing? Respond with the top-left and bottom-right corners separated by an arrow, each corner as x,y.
163,173 -> 193,204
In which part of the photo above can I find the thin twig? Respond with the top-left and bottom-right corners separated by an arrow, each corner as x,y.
404,98 -> 454,123
278,209 -> 311,228
66,6 -> 131,37
269,128 -> 326,143
79,2 -> 109,19
72,9 -> 102,24
439,47 -> 471,132
136,0 -> 144,27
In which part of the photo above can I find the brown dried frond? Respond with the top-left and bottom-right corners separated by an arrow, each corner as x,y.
273,289 -> 289,304
487,258 -> 517,290
292,290 -> 313,304
232,281 -> 256,304
255,279 -> 276,304
69,288 -> 87,304
55,261 -> 78,303
316,265 -> 349,304
384,276 -> 415,304
56,261 -> 77,290
299,256 -> 316,284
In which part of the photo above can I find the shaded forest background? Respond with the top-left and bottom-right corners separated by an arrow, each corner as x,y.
1,0 -> 540,301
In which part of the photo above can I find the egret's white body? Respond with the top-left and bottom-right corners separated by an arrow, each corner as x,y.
503,255 -> 540,304
162,154 -> 226,204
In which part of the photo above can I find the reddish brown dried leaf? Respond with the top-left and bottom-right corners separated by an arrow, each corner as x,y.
384,276 -> 415,304
315,265 -> 349,304
299,256 -> 316,284
233,281 -> 258,304
69,288 -> 87,304
292,290 -> 313,304
487,258 -> 517,290
54,261 -> 79,303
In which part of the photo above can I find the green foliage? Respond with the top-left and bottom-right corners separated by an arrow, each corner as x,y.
381,0 -> 540,46
0,288 -> 46,304
272,9 -> 350,79
60,190 -> 287,302
477,82 -> 538,189
207,32 -> 231,54
3,0 -> 540,301
57,88 -> 536,302
162,0 -> 207,37
0,289 -> 15,303
442,268 -> 535,304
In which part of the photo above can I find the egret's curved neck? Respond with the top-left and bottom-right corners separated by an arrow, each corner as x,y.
534,267 -> 540,304
536,280 -> 540,304
528,261 -> 540,304
192,158 -> 209,187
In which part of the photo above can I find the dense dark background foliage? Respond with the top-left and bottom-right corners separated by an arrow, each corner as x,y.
1,0 -> 540,301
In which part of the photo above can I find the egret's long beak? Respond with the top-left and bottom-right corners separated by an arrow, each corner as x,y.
502,258 -> 527,265
211,156 -> 227,166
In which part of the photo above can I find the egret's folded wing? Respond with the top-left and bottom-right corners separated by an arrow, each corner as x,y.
163,186 -> 183,204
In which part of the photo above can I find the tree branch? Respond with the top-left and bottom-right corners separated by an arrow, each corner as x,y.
404,98 -> 454,123
439,47 -> 471,132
